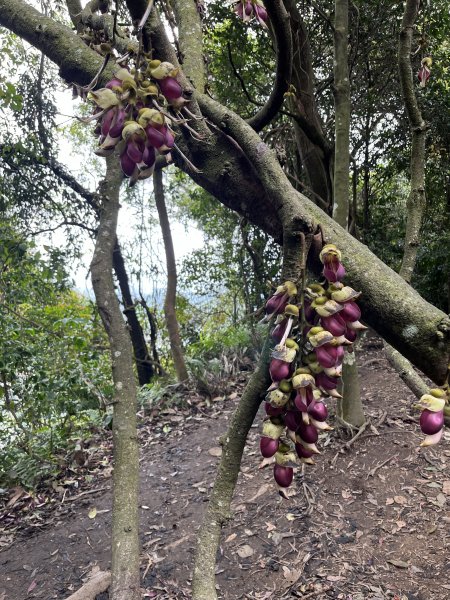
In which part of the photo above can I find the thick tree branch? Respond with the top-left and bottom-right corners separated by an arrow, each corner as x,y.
0,0 -> 115,85
172,0 -> 205,90
247,0 -> 293,132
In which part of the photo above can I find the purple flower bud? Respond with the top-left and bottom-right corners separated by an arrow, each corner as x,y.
146,125 -> 166,148
141,144 -> 156,168
285,410 -> 301,432
274,464 -> 293,488
159,76 -> 183,101
127,139 -> 144,163
271,318 -> 288,343
109,108 -> 126,138
321,314 -> 346,336
269,358 -> 292,382
339,302 -> 361,322
323,262 -> 346,283
295,442 -> 314,459
298,421 -> 318,444
265,402 -> 284,417
106,78 -> 122,90
308,401 -> 328,422
260,436 -> 279,458
420,409 -> 444,435
120,152 -> 136,177
315,344 -> 343,369
101,108 -> 115,136
345,328 -> 357,343
265,292 -> 288,318
315,371 -> 339,390
254,5 -> 268,25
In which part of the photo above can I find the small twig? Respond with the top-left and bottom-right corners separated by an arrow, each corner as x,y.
64,487 -> 109,503
343,420 -> 368,450
366,454 -> 396,479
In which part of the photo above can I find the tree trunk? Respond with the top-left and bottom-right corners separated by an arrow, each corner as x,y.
153,169 -> 189,382
90,156 -> 140,600
332,0 -> 364,427
191,335 -> 273,600
398,0 -> 427,284
113,239 -> 154,386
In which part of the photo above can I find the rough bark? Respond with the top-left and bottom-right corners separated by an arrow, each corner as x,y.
65,571 -> 111,600
153,170 -> 188,382
90,157 -> 140,600
172,0 -> 205,91
192,333 -> 273,600
113,240 -> 154,386
1,0 -> 449,383
398,0 -> 427,284
384,344 -> 428,399
332,0 -> 364,427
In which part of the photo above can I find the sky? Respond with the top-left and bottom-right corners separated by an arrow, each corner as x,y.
52,90 -> 204,299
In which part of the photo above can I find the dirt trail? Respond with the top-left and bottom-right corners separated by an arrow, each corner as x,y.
1,339 -> 449,600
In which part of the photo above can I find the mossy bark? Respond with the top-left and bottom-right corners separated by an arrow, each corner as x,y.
191,335 -> 274,600
332,0 -> 364,427
172,0 -> 205,91
90,157 -> 140,600
153,170 -> 188,382
398,0 -> 427,284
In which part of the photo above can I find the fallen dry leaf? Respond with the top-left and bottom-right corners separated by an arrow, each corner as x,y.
88,507 -> 97,519
208,447 -> 222,457
225,533 -> 237,543
443,481 -> 450,495
282,566 -> 302,585
394,495 -> 407,505
388,559 -> 409,569
237,544 -> 254,559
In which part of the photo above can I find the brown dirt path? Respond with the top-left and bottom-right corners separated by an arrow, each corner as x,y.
1,338 -> 450,600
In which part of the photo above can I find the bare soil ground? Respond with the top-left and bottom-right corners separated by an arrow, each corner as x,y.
1,335 -> 450,600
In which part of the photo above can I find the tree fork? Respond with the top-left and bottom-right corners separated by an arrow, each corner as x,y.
90,156 -> 140,600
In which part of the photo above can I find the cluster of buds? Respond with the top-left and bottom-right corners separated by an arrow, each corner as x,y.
233,0 -> 268,27
88,60 -> 187,184
260,244 -> 365,495
418,57 -> 432,88
415,388 -> 448,447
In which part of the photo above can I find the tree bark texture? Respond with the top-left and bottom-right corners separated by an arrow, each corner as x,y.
172,0 -> 205,91
153,170 -> 189,382
398,0 -> 427,284
0,0 -> 449,383
113,240 -> 154,386
332,0 -> 364,427
191,335 -> 273,600
90,157 -> 140,600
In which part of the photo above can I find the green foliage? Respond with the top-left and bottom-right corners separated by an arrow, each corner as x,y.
0,223 -> 112,487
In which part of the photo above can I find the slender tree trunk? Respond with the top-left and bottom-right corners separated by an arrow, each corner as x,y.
191,335 -> 273,600
332,0 -> 365,427
398,0 -> 427,284
90,157 -> 140,600
153,169 -> 188,382
113,239 -> 154,386
382,0 -> 429,401
139,295 -> 165,376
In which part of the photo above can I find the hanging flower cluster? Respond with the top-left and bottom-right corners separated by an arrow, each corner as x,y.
233,0 -> 268,27
416,388 -> 448,447
417,56 -> 432,88
260,244 -> 366,495
87,60 -> 186,184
